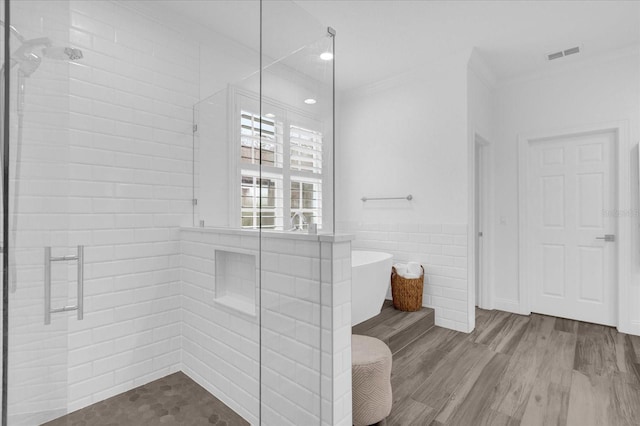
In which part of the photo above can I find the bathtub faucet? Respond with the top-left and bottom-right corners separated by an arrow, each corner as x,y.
289,211 -> 307,231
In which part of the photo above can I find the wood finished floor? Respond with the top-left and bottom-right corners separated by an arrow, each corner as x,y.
353,300 -> 435,355
381,308 -> 640,426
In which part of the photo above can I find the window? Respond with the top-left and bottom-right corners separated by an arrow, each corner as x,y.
240,111 -> 281,167
290,179 -> 321,226
238,97 -> 322,230
290,125 -> 322,174
241,174 -> 278,229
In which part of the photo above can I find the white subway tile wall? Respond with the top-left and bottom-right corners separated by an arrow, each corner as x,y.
8,1 -> 72,424
7,1 -> 349,424
180,230 -> 260,424
322,240 -> 353,426
337,222 -> 469,332
181,229 -> 352,426
64,0 -> 196,411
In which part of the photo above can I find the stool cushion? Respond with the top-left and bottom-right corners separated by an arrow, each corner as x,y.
351,335 -> 392,426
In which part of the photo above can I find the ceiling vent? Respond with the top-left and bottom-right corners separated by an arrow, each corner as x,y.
546,46 -> 581,61
547,51 -> 564,61
563,46 -> 580,56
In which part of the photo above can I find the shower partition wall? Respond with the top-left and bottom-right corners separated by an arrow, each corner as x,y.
3,0 -> 242,423
0,0 -> 4,418
260,4 -> 341,424
2,0 -> 350,425
5,1 -> 72,423
189,2 -> 345,423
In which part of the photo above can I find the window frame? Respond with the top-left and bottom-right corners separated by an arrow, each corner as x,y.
231,88 -> 324,230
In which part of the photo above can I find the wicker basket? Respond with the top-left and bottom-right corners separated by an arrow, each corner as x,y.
391,265 -> 424,312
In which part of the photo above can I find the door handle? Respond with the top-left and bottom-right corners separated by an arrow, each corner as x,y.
595,234 -> 615,242
45,245 -> 84,325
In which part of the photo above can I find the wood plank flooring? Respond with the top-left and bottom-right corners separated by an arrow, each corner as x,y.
353,300 -> 435,355
381,308 -> 640,426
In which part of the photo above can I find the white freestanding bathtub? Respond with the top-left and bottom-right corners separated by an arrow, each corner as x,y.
351,250 -> 394,326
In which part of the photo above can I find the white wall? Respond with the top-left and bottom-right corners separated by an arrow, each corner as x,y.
180,229 -> 352,426
6,0 -> 260,419
64,0 -> 196,412
466,50 -> 496,319
493,48 -> 640,333
7,1 -> 72,423
5,0 -> 348,424
180,230 -> 260,424
467,51 -> 496,150
336,51 -> 473,332
337,52 -> 469,226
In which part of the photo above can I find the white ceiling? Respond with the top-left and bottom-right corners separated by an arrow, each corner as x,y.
157,0 -> 640,91
296,0 -> 640,89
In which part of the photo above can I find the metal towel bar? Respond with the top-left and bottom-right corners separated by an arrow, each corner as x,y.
45,245 -> 84,325
361,194 -> 413,202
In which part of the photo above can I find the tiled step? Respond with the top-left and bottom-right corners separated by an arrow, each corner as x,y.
352,300 -> 435,355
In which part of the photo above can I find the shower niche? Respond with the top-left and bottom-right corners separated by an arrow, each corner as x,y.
214,249 -> 258,316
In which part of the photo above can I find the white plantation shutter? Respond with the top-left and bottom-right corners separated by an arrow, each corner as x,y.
240,110 -> 283,167
290,125 -> 322,174
240,172 -> 283,230
238,96 -> 322,230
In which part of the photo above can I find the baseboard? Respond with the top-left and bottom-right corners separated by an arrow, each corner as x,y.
493,297 -> 529,315
618,321 -> 640,337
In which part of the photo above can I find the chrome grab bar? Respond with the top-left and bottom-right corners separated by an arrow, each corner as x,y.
50,255 -> 78,261
44,245 -> 84,325
361,194 -> 413,202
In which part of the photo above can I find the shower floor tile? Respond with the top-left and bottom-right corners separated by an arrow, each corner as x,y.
43,371 -> 249,426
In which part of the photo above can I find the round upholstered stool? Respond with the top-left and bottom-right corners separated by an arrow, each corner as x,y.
351,334 -> 393,426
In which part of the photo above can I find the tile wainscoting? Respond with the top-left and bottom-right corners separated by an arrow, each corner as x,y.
337,222 -> 469,332
180,228 -> 353,426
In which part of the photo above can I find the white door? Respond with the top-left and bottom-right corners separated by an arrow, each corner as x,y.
527,131 -> 617,326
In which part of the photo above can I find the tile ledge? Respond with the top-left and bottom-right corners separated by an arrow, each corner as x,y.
180,226 -> 354,242
214,295 -> 256,318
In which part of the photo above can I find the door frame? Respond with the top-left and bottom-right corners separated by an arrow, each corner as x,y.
518,121 -> 630,330
474,135 -> 493,310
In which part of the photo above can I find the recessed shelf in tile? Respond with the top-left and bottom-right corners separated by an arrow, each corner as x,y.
214,250 -> 257,316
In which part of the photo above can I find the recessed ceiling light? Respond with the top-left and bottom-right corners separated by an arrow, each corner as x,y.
304,98 -> 316,105
320,52 -> 333,61
265,113 -> 275,118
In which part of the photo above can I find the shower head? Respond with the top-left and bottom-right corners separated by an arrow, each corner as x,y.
15,52 -> 42,76
11,39 -> 83,76
0,20 -> 84,78
12,37 -> 51,76
43,46 -> 83,61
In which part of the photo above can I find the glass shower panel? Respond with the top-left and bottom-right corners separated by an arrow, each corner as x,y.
188,1 -> 263,425
191,74 -> 263,426
7,0 -> 230,424
193,69 -> 263,230
3,0 -> 340,424
260,1 -> 334,424
193,90 -> 232,229
1,0 -> 5,421
6,0 -> 71,423
192,68 -> 265,423
261,1 -> 335,235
